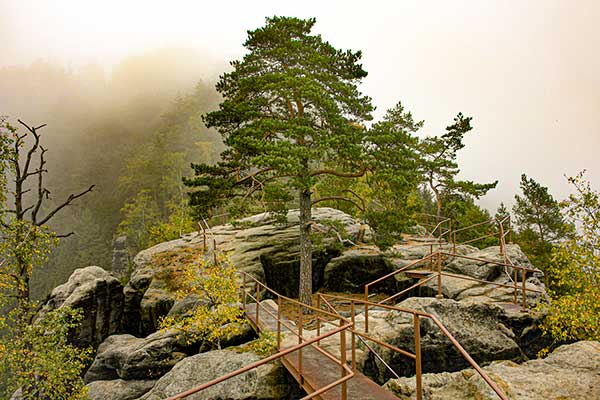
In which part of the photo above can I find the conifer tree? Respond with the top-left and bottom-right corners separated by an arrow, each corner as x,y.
513,174 -> 571,270
418,113 -> 497,218
184,17 -> 373,305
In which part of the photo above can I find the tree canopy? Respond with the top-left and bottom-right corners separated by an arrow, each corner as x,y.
418,113 -> 497,217
185,16 -> 374,305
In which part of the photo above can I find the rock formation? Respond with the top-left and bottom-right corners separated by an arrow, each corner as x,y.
39,266 -> 124,348
383,341 -> 600,400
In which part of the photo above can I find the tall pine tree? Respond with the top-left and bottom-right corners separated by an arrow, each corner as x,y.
184,17 -> 373,305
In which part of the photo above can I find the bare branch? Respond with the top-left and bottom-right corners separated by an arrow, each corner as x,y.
36,185 -> 95,226
56,232 -> 75,238
31,146 -> 48,224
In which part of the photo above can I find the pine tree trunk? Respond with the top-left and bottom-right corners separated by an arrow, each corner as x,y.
298,188 -> 313,306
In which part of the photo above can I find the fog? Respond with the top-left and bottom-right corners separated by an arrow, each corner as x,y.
1,0 -> 599,209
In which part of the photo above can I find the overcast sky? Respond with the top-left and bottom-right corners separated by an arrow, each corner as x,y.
1,0 -> 599,210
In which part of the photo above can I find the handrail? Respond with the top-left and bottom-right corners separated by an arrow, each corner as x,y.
318,293 -> 509,400
166,322 -> 354,400
241,271 -> 348,322
367,251 -> 440,288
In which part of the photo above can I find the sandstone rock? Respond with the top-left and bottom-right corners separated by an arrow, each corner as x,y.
137,350 -> 295,400
323,248 -> 395,293
39,266 -> 123,348
356,297 -> 526,383
123,208 -> 369,336
84,330 -> 189,382
383,341 -> 600,400
85,322 -> 255,384
87,379 -> 156,400
111,236 -> 130,277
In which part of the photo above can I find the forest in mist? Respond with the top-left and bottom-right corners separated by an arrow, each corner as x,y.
0,47 -> 224,298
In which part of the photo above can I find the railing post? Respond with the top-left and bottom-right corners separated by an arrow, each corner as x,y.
213,239 -> 218,265
499,222 -> 505,257
436,252 -> 443,298
277,296 -> 282,350
316,295 -> 321,346
298,303 -> 303,384
414,314 -> 422,400
242,273 -> 247,310
513,269 -> 518,305
521,268 -> 527,311
508,217 -> 513,244
364,286 -> 369,333
351,300 -> 356,371
255,283 -> 260,326
340,317 -> 347,400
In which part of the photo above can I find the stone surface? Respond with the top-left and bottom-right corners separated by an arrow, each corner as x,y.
123,208 -> 369,336
85,321 -> 255,384
323,248 -> 395,293
356,297 -> 528,383
137,350 -> 295,400
111,236 -> 130,276
87,379 -> 156,400
85,330 -> 189,383
39,266 -> 124,348
383,341 -> 600,400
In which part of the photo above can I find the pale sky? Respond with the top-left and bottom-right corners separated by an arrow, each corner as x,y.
1,0 -> 599,210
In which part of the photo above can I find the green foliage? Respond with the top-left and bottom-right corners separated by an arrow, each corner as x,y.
513,174 -> 572,270
0,305 -> 91,400
246,331 -> 278,357
159,249 -> 244,349
444,195 -> 497,248
185,16 -> 373,218
418,113 -> 497,217
185,16 -> 373,304
538,171 -> 600,342
315,102 -> 422,247
0,118 -> 92,398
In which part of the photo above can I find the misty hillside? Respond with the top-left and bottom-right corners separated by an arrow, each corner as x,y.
0,48 -> 223,298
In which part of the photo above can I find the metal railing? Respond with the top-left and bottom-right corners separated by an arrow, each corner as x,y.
317,293 -> 509,400
168,270 -> 355,400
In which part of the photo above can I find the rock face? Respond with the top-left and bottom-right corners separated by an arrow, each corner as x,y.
323,249 -> 396,293
111,236 -> 130,277
383,341 -> 600,400
40,266 -> 124,348
84,330 -> 190,382
85,323 -> 255,383
356,297 -> 542,383
87,379 -> 156,400
137,350 -> 296,400
123,208 -> 369,336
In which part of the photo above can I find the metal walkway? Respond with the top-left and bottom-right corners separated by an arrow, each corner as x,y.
245,302 -> 399,400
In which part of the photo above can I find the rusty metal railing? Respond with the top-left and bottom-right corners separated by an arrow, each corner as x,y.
168,270 -> 356,400
317,293 -> 509,400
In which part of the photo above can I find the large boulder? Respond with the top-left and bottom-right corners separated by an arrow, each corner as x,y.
383,341 -> 600,400
123,208 -> 369,336
87,379 -> 156,400
85,322 -> 255,383
84,330 -> 190,382
39,266 -> 123,348
356,297 -> 530,383
137,350 -> 296,400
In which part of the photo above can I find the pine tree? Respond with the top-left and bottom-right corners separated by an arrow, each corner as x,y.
418,113 -> 497,217
184,17 -> 373,305
513,174 -> 571,270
